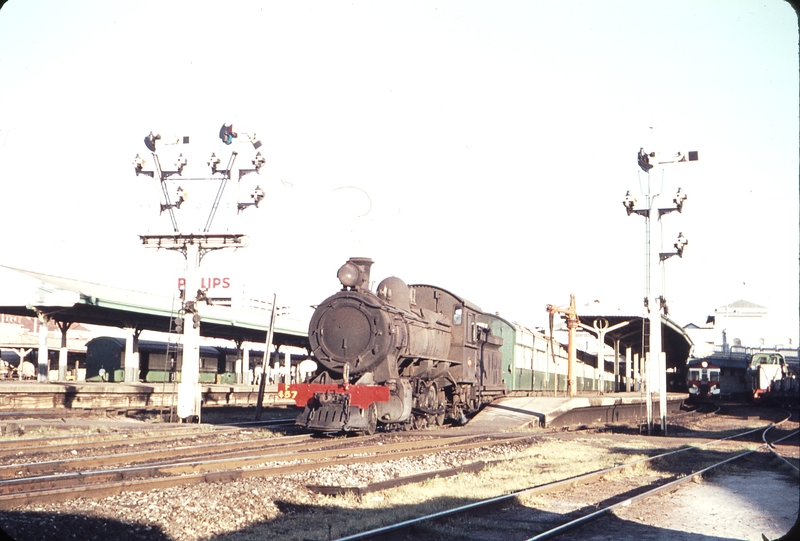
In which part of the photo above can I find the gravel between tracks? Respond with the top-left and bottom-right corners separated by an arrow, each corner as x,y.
532,463 -> 799,541
0,408 -> 797,541
0,439 -> 530,541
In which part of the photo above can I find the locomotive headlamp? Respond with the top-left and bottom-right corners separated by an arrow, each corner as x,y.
337,262 -> 361,288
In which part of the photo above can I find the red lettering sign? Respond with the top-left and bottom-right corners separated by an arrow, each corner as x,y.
177,277 -> 231,290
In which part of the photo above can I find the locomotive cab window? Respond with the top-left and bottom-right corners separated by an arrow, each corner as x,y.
454,307 -> 462,325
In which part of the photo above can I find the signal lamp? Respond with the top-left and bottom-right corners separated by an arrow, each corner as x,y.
637,148 -> 654,172
144,132 -> 161,152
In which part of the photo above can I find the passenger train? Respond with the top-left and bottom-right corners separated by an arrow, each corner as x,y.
279,257 -> 619,434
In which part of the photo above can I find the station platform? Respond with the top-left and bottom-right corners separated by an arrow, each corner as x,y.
0,382 -> 687,432
469,392 -> 687,431
0,380 -> 292,411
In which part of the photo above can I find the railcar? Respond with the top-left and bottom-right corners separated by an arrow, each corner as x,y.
685,352 -> 798,404
279,257 -> 504,434
686,360 -> 721,403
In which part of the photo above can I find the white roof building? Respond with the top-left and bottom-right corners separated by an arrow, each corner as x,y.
685,300 -> 794,354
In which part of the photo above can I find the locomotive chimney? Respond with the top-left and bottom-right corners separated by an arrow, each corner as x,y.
337,257 -> 374,292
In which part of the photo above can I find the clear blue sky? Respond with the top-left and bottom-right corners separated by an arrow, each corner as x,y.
1,1 -> 797,346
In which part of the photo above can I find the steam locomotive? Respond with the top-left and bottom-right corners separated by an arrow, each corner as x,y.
278,257 -> 506,433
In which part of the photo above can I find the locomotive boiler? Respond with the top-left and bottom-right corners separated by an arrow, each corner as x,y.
279,257 -> 505,433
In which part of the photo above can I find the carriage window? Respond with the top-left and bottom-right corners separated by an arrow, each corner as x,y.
454,307 -> 462,325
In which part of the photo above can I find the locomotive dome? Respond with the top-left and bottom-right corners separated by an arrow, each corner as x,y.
376,276 -> 411,311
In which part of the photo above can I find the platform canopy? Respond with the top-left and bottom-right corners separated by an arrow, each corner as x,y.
576,313 -> 693,370
0,266 -> 308,349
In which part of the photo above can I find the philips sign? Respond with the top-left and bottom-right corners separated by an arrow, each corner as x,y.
178,277 -> 231,290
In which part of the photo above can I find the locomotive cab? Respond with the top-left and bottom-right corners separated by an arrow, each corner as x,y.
747,353 -> 787,401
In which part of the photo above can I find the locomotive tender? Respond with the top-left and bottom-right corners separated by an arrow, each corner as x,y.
279,257 -> 505,433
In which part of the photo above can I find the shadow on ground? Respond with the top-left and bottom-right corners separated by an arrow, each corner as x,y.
0,511 -> 170,541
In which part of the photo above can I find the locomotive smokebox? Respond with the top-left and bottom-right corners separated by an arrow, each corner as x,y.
337,257 -> 374,292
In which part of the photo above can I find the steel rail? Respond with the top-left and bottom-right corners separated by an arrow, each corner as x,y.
7,433 -> 524,486
764,430 -> 800,472
0,426 -> 245,457
524,447 -> 760,541
0,433 -> 315,480
0,434 -> 534,509
761,411 -> 799,472
0,432 -> 474,487
526,416 -> 798,541
330,418 -> 784,541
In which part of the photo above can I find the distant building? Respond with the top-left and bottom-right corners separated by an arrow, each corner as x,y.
684,299 -> 793,355
682,322 -> 715,358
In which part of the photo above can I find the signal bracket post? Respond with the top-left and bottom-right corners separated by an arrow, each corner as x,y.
626,145 -> 697,436
139,233 -> 249,422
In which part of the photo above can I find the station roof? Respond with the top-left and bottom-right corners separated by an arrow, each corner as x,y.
0,266 -> 309,349
493,310 -> 693,370
576,313 -> 693,370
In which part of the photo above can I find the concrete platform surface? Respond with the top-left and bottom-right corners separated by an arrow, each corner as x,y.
470,393 -> 687,430
0,380 -> 292,410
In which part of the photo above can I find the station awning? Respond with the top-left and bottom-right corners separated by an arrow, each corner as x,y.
0,266 -> 309,349
576,313 -> 693,370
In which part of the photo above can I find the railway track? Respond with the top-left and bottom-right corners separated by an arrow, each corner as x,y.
0,430 -> 537,509
0,402 -> 797,540
0,404 -> 796,541
327,412 -> 799,541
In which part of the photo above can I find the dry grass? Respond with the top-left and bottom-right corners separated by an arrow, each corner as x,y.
0,424 -> 116,440
238,437 -> 662,541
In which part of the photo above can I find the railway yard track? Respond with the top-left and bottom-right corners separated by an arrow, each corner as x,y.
331,411 -> 799,541
0,404 -> 797,541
